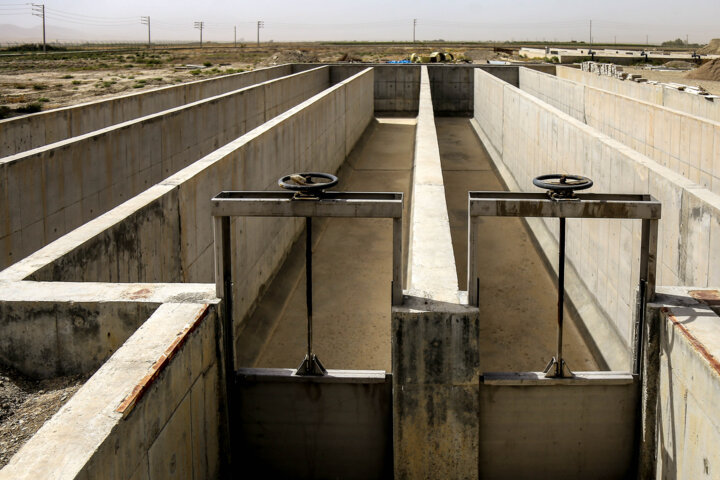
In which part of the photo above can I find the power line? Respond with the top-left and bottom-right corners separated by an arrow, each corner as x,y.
140,16 -> 150,47
194,21 -> 204,47
31,3 -> 45,52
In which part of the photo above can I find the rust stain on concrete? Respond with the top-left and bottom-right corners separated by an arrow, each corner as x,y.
689,289 -> 720,306
125,287 -> 153,300
665,308 -> 720,377
115,304 -> 210,418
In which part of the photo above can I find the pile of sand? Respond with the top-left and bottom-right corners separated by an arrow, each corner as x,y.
663,60 -> 695,69
260,50 -> 319,66
685,58 -> 720,81
698,38 -> 720,55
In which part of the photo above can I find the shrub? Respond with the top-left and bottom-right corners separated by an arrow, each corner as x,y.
15,103 -> 42,114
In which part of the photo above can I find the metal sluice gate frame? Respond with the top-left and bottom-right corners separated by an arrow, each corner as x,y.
467,190 -> 661,377
211,184 -> 403,377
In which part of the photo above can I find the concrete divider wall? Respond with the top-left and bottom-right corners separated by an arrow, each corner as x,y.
473,67 -> 720,369
1,68 -> 375,343
392,66 -> 479,479
0,65 -> 292,158
520,67 -> 720,196
1,301 -> 227,480
557,65 -> 720,123
0,67 -> 330,272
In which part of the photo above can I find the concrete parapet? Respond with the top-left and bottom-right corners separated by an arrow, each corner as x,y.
520,67 -> 720,196
0,301 -> 226,480
0,65 -> 292,158
557,65 -> 720,124
473,67 -> 720,370
645,287 -> 720,480
0,66 -> 331,273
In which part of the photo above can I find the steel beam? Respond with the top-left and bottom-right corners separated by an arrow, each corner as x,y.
211,191 -> 403,218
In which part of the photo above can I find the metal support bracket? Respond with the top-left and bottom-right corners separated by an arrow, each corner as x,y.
467,191 -> 660,376
211,189 -> 404,377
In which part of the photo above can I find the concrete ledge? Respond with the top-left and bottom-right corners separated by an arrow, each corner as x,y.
406,66 -> 460,303
236,367 -> 387,383
0,281 -> 218,379
481,371 -> 634,386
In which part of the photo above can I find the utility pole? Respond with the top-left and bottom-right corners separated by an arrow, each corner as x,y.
686,34 -> 689,45
646,34 -> 649,46
140,16 -> 150,47
589,19 -> 592,49
257,20 -> 264,45
234,26 -> 237,48
31,4 -> 45,53
194,21 -> 204,47
413,18 -> 417,43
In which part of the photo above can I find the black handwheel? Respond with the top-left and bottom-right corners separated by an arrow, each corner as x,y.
278,172 -> 338,194
532,174 -> 593,195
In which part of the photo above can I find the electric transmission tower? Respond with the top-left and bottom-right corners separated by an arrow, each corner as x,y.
413,18 -> 417,43
194,21 -> 204,47
140,16 -> 151,47
31,3 -> 46,53
257,20 -> 264,45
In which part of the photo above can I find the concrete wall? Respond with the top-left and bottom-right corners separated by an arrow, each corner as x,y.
0,67 -> 330,272
557,65 -> 720,124
520,67 -> 720,196
646,288 -> 720,480
0,68 -> 375,351
0,65 -> 292,158
0,281 -> 214,379
392,66 -> 480,479
293,63 -> 420,114
0,301 -> 228,480
473,67 -> 720,370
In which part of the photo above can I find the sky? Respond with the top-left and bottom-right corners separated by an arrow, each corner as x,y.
1,0 -> 719,44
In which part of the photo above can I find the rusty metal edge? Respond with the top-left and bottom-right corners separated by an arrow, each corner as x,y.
663,307 -> 720,377
115,304 -> 211,419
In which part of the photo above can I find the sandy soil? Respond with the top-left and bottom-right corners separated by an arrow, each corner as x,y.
0,44 -> 509,118
0,365 -> 89,468
623,65 -> 720,95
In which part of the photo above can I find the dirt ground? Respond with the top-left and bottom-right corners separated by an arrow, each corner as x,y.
0,43 -> 512,118
623,65 -> 720,95
0,365 -> 89,468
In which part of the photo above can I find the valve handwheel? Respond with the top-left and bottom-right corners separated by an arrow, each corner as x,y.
278,172 -> 338,196
533,174 -> 593,199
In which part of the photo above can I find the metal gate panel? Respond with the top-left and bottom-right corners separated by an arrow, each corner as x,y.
479,372 -> 638,480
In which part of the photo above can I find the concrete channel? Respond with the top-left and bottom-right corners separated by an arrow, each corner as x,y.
1,62 -> 720,480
